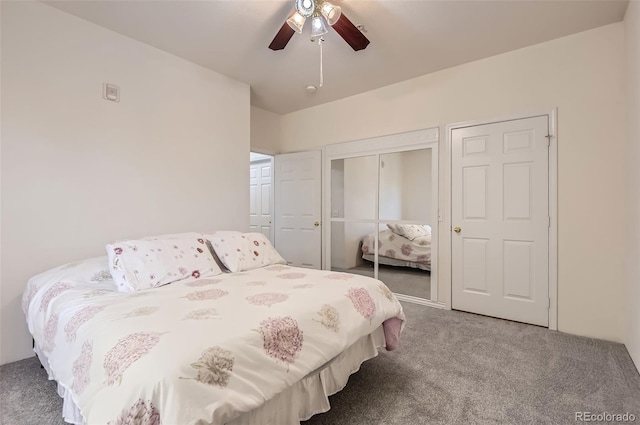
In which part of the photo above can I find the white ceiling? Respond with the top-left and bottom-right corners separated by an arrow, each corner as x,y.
44,0 -> 629,115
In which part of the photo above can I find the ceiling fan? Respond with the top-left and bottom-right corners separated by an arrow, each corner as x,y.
269,0 -> 370,51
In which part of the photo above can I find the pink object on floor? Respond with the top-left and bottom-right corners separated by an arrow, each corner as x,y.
383,317 -> 404,351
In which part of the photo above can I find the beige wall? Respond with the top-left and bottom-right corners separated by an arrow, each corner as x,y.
624,1 -> 640,369
0,2 -> 250,364
250,106 -> 281,154
281,23 -> 627,343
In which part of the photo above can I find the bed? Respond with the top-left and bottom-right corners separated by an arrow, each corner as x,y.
22,233 -> 405,425
361,224 -> 431,271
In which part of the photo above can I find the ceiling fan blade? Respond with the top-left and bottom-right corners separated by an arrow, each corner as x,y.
332,13 -> 370,51
269,22 -> 295,51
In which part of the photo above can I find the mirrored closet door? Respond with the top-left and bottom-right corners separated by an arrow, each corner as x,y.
325,129 -> 438,304
330,155 -> 377,280
378,149 -> 433,300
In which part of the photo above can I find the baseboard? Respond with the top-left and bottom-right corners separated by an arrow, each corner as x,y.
394,293 -> 447,309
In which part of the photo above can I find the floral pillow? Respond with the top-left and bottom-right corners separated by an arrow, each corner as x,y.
387,224 -> 431,241
105,238 -> 221,292
208,232 -> 286,272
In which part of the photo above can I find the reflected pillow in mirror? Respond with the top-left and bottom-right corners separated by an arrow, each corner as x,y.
387,224 -> 431,241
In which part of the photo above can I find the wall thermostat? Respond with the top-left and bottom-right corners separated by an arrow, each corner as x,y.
103,83 -> 120,102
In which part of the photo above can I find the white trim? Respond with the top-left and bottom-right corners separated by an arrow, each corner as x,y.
445,109 -> 558,329
250,148 -> 278,156
548,108 -> 558,331
394,293 -> 447,309
321,154 -> 329,271
374,150 -> 380,280
322,128 -> 439,303
445,109 -> 551,131
430,143 -> 439,302
269,156 -> 275,245
325,128 -> 439,159
443,122 -> 454,310
250,152 -> 273,162
249,157 -> 272,165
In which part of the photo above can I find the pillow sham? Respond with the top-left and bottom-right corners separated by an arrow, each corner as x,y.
208,231 -> 286,272
387,224 -> 431,241
106,238 -> 221,292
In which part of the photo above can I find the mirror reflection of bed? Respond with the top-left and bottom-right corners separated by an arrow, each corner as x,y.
363,223 -> 431,299
329,147 -> 434,301
331,223 -> 431,300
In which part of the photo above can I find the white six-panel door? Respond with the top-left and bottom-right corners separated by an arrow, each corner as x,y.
249,158 -> 274,243
451,116 -> 549,326
274,151 -> 322,269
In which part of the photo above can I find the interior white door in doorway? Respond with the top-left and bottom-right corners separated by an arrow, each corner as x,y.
274,151 -> 322,269
250,158 -> 274,243
451,116 -> 549,326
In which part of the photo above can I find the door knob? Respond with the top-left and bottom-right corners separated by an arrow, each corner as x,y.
314,221 -> 320,227
453,226 -> 461,233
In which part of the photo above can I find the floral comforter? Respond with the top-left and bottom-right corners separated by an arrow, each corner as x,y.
23,260 -> 405,424
361,229 -> 431,264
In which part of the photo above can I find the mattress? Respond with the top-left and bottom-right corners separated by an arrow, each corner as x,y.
362,254 -> 431,271
23,258 -> 405,424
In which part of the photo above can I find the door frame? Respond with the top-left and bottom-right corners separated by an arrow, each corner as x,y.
322,128 -> 441,308
444,109 -> 558,330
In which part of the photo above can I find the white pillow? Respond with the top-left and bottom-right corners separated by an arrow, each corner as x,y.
106,238 -> 221,292
208,232 -> 286,272
387,224 -> 431,241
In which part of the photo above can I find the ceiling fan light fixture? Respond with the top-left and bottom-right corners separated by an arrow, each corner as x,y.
311,14 -> 329,37
268,0 -> 370,52
295,0 -> 316,18
320,2 -> 341,26
287,12 -> 306,33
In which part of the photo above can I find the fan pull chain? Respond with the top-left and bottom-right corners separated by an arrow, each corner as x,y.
319,37 -> 324,87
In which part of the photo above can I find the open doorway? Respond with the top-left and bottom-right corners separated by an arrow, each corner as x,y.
250,152 -> 275,243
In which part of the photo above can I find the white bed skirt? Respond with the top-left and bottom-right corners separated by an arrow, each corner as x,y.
35,326 -> 386,425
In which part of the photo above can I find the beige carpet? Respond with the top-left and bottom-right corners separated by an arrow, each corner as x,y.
2,303 -> 639,425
